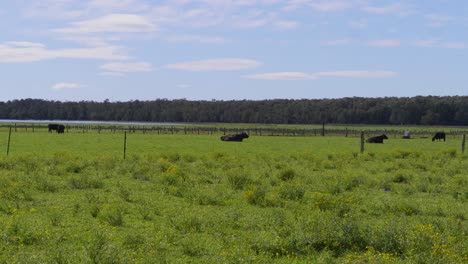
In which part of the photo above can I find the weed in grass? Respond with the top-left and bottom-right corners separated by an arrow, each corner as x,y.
245,184 -> 268,207
100,205 -> 126,227
192,188 -> 226,206
279,169 -> 296,181
69,175 -> 104,190
7,218 -> 42,246
278,184 -> 305,201
35,177 -> 61,193
72,202 -> 81,216
227,170 -> 252,190
180,235 -> 208,257
123,232 -> 145,250
392,173 -> 410,183
0,201 -> 14,215
117,184 -> 132,202
48,210 -> 64,227
171,212 -> 204,234
136,200 -> 154,220
157,158 -> 172,172
311,192 -> 331,210
90,204 -> 101,218
87,231 -> 127,264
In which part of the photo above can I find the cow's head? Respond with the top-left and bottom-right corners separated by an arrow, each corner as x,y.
382,134 -> 388,139
241,132 -> 249,138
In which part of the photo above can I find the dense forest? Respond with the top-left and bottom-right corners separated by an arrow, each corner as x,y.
0,96 -> 467,125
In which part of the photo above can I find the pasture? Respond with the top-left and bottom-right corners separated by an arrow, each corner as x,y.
0,129 -> 467,263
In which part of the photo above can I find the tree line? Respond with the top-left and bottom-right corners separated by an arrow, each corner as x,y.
1,96 -> 467,125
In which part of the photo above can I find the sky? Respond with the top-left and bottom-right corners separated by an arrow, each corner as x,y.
0,0 -> 467,101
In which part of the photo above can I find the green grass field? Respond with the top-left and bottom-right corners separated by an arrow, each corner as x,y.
0,130 -> 466,263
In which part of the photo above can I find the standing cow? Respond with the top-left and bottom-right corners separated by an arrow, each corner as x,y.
48,124 -> 59,132
432,132 -> 446,142
366,134 -> 388,143
220,132 -> 249,142
57,125 -> 65,134
48,123 -> 65,134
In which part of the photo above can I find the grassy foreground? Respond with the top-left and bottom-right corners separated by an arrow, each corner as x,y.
0,132 -> 467,263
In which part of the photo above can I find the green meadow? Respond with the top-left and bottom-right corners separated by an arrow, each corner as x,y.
0,130 -> 466,263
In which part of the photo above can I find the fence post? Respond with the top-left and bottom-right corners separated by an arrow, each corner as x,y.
123,131 -> 127,160
322,123 -> 325,136
462,134 -> 466,154
360,131 -> 365,154
345,128 -> 348,137
6,127 -> 12,155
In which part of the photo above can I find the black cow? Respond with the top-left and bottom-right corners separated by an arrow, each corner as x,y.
48,124 -> 59,132
220,132 -> 249,142
48,123 -> 65,134
57,125 -> 65,134
366,134 -> 388,143
432,132 -> 446,142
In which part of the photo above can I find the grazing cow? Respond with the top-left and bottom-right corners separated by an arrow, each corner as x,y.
48,124 -> 59,133
366,134 -> 388,144
432,132 -> 446,142
57,125 -> 65,134
220,132 -> 249,142
48,123 -> 65,134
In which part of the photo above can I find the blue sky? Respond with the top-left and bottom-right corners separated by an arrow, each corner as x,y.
0,0 -> 467,101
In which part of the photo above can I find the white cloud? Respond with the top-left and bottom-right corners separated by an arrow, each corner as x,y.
177,84 -> 191,89
23,0 -> 84,20
413,40 -> 466,49
362,3 -> 411,16
88,0 -> 148,12
426,14 -> 454,27
167,35 -> 229,44
273,20 -> 299,29
54,14 -> 157,34
368,39 -> 401,48
100,62 -> 153,74
413,39 -> 438,48
51,82 -> 83,90
244,70 -> 398,80
150,2 -> 297,30
0,41 -> 129,63
5,42 -> 46,48
324,38 -> 354,46
349,19 -> 367,29
285,0 -> 361,12
441,42 -> 465,49
316,70 -> 398,78
310,1 -> 352,12
245,72 -> 317,80
166,58 -> 261,71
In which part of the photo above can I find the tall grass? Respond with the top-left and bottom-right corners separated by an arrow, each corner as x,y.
0,133 -> 466,262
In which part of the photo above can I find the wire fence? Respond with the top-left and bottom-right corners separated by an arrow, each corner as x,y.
1,123 -> 467,139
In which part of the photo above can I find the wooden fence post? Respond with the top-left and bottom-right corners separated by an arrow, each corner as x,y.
6,127 -> 12,156
462,134 -> 466,154
123,131 -> 127,160
360,131 -> 365,154
321,123 -> 325,136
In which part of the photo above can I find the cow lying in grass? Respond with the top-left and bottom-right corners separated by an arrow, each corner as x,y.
220,132 -> 249,142
366,134 -> 388,143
